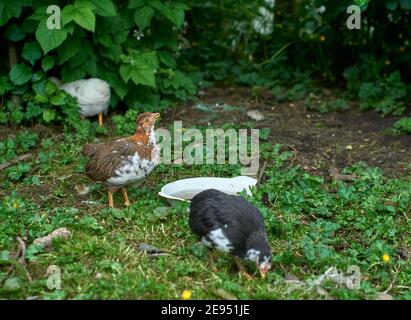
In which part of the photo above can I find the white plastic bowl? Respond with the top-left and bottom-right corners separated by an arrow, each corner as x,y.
158,176 -> 257,202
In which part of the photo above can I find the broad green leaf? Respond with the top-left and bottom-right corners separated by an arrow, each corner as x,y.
128,0 -> 146,9
25,103 -> 43,119
9,64 -> 32,85
160,3 -> 188,28
99,43 -> 122,62
138,51 -> 159,69
74,6 -> 96,31
149,0 -> 166,11
28,6 -> 48,21
75,0 -> 96,11
119,64 -> 133,83
57,36 -> 81,64
35,20 -> 69,54
34,94 -> 49,104
113,29 -> 129,44
61,4 -> 76,25
50,92 -> 67,106
120,51 -> 158,87
22,42 -> 42,65
43,109 -> 56,123
134,6 -> 154,30
400,0 -> 411,9
41,56 -> 55,72
158,51 -> 176,67
131,67 -> 156,88
45,81 -> 58,95
5,24 -> 25,41
97,34 -> 112,47
61,64 -> 86,82
0,2 -> 22,26
62,2 -> 96,32
32,70 -> 44,82
100,70 -> 127,99
90,0 -> 116,16
385,0 -> 398,10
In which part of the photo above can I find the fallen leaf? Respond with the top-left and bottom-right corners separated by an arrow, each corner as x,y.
75,184 -> 90,195
32,228 -> 72,249
329,167 -> 357,182
247,110 -> 265,121
284,274 -> 300,281
376,292 -> 394,300
138,243 -> 169,256
211,288 -> 238,300
316,286 -> 328,296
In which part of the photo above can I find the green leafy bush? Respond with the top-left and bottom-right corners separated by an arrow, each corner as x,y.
393,117 -> 411,133
184,0 -> 411,115
357,71 -> 408,115
0,0 -> 195,125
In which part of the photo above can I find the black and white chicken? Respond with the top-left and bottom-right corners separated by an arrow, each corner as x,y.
189,189 -> 272,278
50,77 -> 110,127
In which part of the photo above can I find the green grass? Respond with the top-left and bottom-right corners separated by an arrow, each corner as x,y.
0,117 -> 410,300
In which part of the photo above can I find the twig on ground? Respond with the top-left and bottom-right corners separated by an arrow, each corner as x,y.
329,167 -> 357,182
257,161 -> 267,186
15,236 -> 32,282
284,144 -> 298,168
0,153 -> 32,171
1,236 -> 33,284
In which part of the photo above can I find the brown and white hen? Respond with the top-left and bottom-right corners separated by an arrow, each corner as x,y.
82,112 -> 160,207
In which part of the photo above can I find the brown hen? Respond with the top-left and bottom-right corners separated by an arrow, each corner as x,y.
82,112 -> 160,207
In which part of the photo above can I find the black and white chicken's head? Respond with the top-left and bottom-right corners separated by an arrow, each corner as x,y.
245,231 -> 272,278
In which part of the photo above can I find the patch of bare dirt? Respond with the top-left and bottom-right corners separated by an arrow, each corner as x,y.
162,86 -> 411,177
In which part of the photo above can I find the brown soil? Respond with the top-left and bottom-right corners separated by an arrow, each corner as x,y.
162,86 -> 411,177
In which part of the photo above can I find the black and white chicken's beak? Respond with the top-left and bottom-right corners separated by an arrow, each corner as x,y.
259,262 -> 271,279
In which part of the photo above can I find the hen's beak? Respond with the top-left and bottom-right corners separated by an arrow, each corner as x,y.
259,262 -> 271,279
259,269 -> 267,279
152,113 -> 160,120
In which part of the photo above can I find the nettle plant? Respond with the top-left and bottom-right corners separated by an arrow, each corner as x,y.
0,0 -> 195,125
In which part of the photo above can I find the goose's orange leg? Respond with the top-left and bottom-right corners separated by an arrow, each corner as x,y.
108,191 -> 114,208
98,112 -> 103,127
122,188 -> 130,207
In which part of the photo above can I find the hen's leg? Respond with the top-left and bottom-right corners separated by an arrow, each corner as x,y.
121,188 -> 131,207
234,257 -> 253,280
208,250 -> 214,265
108,191 -> 114,208
98,112 -> 103,127
207,250 -> 218,272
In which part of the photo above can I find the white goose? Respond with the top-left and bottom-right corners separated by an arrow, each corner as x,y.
50,77 -> 111,127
